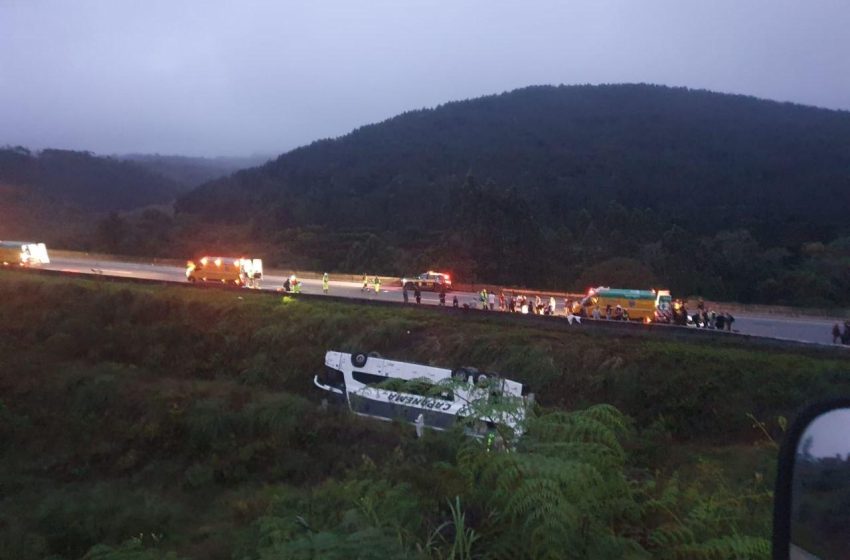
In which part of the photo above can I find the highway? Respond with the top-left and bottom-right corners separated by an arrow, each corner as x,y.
41,256 -> 847,346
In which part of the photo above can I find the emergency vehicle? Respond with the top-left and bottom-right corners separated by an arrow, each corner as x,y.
313,351 -> 528,437
573,287 -> 672,322
185,256 -> 263,288
0,241 -> 50,266
401,271 -> 452,291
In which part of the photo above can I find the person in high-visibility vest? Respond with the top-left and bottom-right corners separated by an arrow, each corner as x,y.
480,289 -> 488,310
322,272 -> 329,294
373,276 -> 381,293
362,274 -> 369,292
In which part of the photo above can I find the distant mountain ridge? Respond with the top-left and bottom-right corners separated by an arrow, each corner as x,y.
0,147 -> 183,212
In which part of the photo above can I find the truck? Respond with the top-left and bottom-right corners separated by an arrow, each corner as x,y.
186,256 -> 263,288
313,350 -> 529,438
573,286 -> 672,322
0,241 -> 50,266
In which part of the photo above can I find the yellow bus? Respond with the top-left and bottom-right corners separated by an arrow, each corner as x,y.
573,287 -> 672,322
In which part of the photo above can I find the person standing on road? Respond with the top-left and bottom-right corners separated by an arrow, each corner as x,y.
549,296 -> 556,316
488,291 -> 495,311
592,305 -> 601,320
842,321 -> 850,345
439,286 -> 446,306
322,272 -> 329,294
452,295 -> 459,308
499,292 -> 506,311
362,274 -> 369,292
480,289 -> 488,310
403,285 -> 409,304
833,323 -> 842,344
414,286 -> 421,304
373,276 -> 381,294
725,312 -> 734,331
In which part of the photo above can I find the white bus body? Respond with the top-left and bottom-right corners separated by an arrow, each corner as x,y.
313,351 -> 528,437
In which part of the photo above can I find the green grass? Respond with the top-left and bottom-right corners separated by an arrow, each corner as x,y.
0,271 -> 848,559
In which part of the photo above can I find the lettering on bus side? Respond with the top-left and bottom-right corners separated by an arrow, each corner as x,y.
385,392 -> 453,412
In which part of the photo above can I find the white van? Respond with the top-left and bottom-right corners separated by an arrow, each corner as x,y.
0,241 -> 50,266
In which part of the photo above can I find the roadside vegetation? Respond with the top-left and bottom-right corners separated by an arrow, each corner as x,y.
1,271 -> 849,559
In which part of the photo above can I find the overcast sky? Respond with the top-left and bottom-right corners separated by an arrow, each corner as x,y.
1,0 -> 849,157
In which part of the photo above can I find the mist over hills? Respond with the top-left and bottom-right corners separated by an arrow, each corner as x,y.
117,153 -> 272,189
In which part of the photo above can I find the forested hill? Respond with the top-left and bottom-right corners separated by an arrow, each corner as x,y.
177,84 -> 850,232
0,147 -> 184,212
172,84 -> 850,306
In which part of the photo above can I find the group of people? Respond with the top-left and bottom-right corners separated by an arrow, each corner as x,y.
361,274 -> 381,293
454,288 -> 575,318
690,300 -> 735,331
402,284 -> 427,305
282,272 -> 331,294
281,274 -> 302,293
832,321 -> 850,345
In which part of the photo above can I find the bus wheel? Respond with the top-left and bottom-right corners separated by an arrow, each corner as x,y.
351,353 -> 368,367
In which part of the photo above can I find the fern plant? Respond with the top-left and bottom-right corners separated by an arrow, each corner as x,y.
457,405 -> 647,559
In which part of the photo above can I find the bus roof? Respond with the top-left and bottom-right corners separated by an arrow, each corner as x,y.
592,288 -> 658,300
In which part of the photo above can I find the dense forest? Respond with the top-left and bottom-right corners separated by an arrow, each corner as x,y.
6,272 -> 847,559
169,84 -> 850,306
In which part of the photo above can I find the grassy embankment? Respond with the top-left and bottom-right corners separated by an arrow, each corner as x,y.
1,271 -> 849,559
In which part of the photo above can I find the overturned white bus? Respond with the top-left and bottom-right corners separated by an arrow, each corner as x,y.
313,351 -> 529,437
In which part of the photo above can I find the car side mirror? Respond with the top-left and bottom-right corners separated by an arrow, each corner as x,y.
773,398 -> 850,559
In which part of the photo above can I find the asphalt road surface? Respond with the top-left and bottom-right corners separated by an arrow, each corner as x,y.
42,256 -> 846,346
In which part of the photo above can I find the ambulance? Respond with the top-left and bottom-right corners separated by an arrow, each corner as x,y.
185,256 -> 263,288
574,287 -> 672,322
